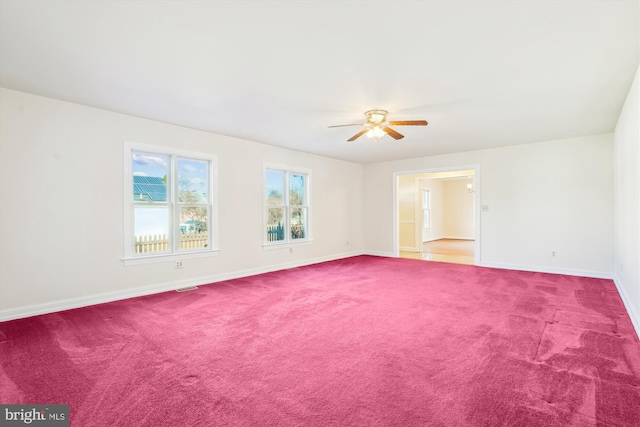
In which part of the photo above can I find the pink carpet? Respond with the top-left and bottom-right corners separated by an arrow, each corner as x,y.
1,256 -> 639,426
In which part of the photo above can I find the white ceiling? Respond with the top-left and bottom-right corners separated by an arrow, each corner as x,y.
1,1 -> 638,164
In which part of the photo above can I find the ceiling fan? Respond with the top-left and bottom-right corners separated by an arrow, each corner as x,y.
329,110 -> 428,142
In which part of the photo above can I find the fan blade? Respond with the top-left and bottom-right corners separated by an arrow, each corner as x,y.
387,120 -> 428,126
347,129 -> 368,142
328,123 -> 365,128
383,127 -> 404,140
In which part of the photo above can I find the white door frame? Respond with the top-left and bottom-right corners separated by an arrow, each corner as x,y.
392,164 -> 481,265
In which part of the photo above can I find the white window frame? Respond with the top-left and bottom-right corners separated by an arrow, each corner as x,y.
422,189 -> 431,229
123,141 -> 219,265
263,163 -> 312,248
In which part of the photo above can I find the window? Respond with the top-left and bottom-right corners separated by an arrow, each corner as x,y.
124,142 -> 218,262
264,165 -> 311,245
422,189 -> 431,229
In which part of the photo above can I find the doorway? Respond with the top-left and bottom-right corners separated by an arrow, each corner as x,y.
394,166 -> 480,265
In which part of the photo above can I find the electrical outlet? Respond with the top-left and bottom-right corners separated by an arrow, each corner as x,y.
481,205 -> 489,212
289,247 -> 293,253
346,241 -> 349,246
175,261 -> 183,269
551,251 -> 556,258
620,264 -> 624,273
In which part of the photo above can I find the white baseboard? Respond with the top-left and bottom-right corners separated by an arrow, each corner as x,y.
422,236 -> 445,243
462,261 -> 640,339
0,250 -> 364,322
477,261 -> 614,280
6,252 -> 635,344
441,235 -> 475,241
364,250 -> 395,258
613,275 -> 640,341
422,236 -> 474,243
399,246 -> 419,252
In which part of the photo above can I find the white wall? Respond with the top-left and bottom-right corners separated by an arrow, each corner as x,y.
364,134 -> 614,277
442,179 -> 475,240
613,65 -> 640,333
0,86 -> 630,325
0,88 -> 364,318
420,178 -> 474,242
420,179 -> 444,242
398,175 -> 418,251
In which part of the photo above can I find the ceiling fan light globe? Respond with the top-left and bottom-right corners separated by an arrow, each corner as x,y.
371,113 -> 385,123
366,125 -> 386,140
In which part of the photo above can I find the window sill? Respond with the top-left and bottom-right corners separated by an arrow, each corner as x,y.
123,249 -> 219,266
262,240 -> 314,250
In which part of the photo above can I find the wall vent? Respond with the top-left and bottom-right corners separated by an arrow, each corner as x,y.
176,286 -> 198,292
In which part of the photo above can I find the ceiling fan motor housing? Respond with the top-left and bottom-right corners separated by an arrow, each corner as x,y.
365,110 -> 388,124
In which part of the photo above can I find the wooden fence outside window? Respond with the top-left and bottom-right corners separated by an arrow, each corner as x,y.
135,232 -> 208,253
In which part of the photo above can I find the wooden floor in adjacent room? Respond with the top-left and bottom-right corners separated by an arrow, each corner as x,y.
400,238 -> 475,265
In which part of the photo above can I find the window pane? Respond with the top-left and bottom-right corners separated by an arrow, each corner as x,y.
132,153 -> 169,202
134,207 -> 169,254
291,207 -> 306,240
422,190 -> 430,208
178,159 -> 208,203
266,170 -> 284,206
180,206 -> 208,250
267,208 -> 285,242
423,209 -> 431,229
290,174 -> 305,206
